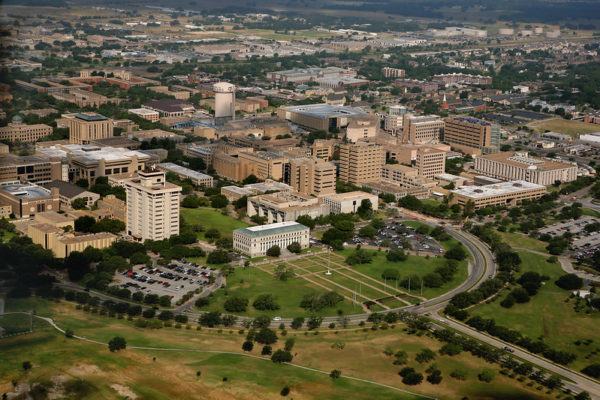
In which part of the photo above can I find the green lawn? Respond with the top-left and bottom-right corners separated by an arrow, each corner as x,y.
582,208 -> 600,217
469,251 -> 600,371
181,208 -> 250,239
497,231 -> 548,253
197,266 -> 359,317
335,249 -> 468,299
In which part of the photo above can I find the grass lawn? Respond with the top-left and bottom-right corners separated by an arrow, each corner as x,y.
582,208 -> 600,217
0,298 -> 555,400
469,251 -> 600,371
336,249 -> 468,299
181,207 -> 249,239
497,231 -> 548,253
197,266 -> 359,317
529,118 -> 600,137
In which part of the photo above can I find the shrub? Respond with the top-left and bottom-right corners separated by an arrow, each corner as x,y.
329,369 -> 342,379
280,386 -> 290,396
286,242 -> 301,253
478,369 -> 495,382
271,350 -> 293,363
261,345 -> 272,355
266,245 -> 281,257
242,341 -> 254,352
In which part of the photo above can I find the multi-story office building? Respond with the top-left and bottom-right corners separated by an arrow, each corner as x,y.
124,168 -> 182,241
450,180 -> 546,209
277,104 -> 366,131
157,162 -> 213,188
233,221 -> 310,258
0,182 -> 60,218
288,157 -> 336,196
128,108 -> 160,122
384,105 -> 407,135
212,153 -> 256,182
311,139 -> 336,160
415,147 -> 446,178
403,115 -> 444,144
381,164 -> 438,188
339,142 -> 385,185
473,151 -> 578,186
68,112 -> 113,145
322,191 -> 379,214
247,191 -> 330,224
238,151 -> 288,181
0,120 -> 53,143
443,116 -> 499,154
382,67 -> 405,78
345,115 -> 380,143
0,154 -> 63,184
221,179 -> 293,201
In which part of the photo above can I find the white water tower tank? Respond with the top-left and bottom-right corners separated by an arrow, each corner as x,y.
213,81 -> 236,119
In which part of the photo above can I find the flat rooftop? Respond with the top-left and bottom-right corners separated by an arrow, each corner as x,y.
452,180 -> 545,198
323,191 -> 375,201
235,221 -> 308,238
40,144 -> 150,163
75,113 -> 108,122
282,104 -> 366,118
157,162 -> 212,181
0,183 -> 51,199
478,151 -> 575,171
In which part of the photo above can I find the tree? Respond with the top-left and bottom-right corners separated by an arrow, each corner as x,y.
71,198 -> 87,209
386,249 -> 407,262
307,315 -> 323,330
142,308 -> 156,318
261,345 -> 272,355
358,224 -> 377,238
290,317 -> 304,329
75,178 -> 89,188
266,245 -> 281,257
242,341 -> 254,352
255,328 -> 278,344
253,294 -> 280,310
575,392 -> 592,400
199,311 -> 221,327
381,268 -> 400,281
427,370 -> 443,384
445,244 -> 467,261
296,215 -> 315,229
242,174 -> 258,184
65,328 -> 74,338
252,315 -> 272,329
271,350 -> 293,363
207,250 -> 230,264
22,361 -> 32,370
158,310 -> 174,321
274,264 -> 294,281
284,338 -> 295,351
205,229 -> 221,240
108,336 -> 127,352
556,274 -> 583,290
478,369 -> 495,382
357,199 -> 373,219
415,349 -> 436,363
509,287 -> 530,303
581,364 -> 600,378
286,242 -> 301,253
210,194 -> 228,208
75,216 -> 96,232
280,386 -> 290,396
329,369 -> 341,379
402,372 -> 423,385
224,296 -> 248,312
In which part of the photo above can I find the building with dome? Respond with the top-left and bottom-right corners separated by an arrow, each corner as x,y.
0,115 -> 53,143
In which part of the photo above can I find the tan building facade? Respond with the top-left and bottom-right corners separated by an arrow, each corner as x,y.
339,142 -> 385,185
345,115 -> 380,143
0,121 -> 52,143
322,191 -> 379,214
68,113 -> 113,145
443,116 -> 493,153
0,183 -> 60,218
238,151 -> 287,181
124,168 -> 182,241
403,115 -> 444,144
213,152 -> 256,182
474,151 -> 578,185
0,154 -> 63,184
415,147 -> 446,178
289,157 -> 336,196
247,191 -> 330,224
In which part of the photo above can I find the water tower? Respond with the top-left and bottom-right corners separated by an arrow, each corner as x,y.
213,81 -> 236,121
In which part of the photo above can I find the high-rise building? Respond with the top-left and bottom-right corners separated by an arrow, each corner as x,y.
339,142 -> 385,185
289,157 -> 336,196
403,114 -> 444,144
124,168 -> 181,241
415,147 -> 446,178
443,116 -> 499,154
68,112 -> 113,145
345,115 -> 380,143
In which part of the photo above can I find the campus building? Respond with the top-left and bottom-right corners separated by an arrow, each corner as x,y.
233,221 -> 310,258
124,168 -> 182,241
221,179 -> 293,202
345,115 -> 380,143
237,151 -> 288,181
322,191 -> 379,214
67,113 -> 113,145
128,108 -> 160,122
288,157 -> 336,196
415,147 -> 446,178
277,104 -> 366,131
157,162 -> 213,188
42,180 -> 100,209
473,151 -> 578,185
0,120 -> 53,143
443,116 -> 499,154
339,142 -> 385,185
403,115 -> 444,144
247,191 -> 330,224
0,154 -> 63,184
0,183 -> 60,218
449,180 -> 547,209
381,164 -> 438,189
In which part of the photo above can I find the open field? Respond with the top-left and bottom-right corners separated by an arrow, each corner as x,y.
528,118 -> 600,137
0,297 -> 556,400
469,251 -> 600,371
180,207 -> 250,240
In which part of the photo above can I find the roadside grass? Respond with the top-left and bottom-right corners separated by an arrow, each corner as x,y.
180,208 -> 249,240
335,249 -> 468,299
1,298 -> 553,400
497,231 -> 548,253
469,251 -> 600,371
582,208 -> 600,217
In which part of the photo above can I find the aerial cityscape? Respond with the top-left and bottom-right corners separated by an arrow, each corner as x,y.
1,0 -> 600,399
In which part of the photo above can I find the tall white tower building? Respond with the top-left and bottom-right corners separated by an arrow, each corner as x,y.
213,81 -> 236,120
124,167 -> 182,241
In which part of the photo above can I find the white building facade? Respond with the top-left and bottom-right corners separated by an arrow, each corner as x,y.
233,221 -> 310,258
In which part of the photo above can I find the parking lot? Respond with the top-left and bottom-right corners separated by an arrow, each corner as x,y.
354,221 -> 445,254
111,259 -> 216,303
539,216 -> 599,237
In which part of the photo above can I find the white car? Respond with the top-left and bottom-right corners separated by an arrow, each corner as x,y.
273,316 -> 282,321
